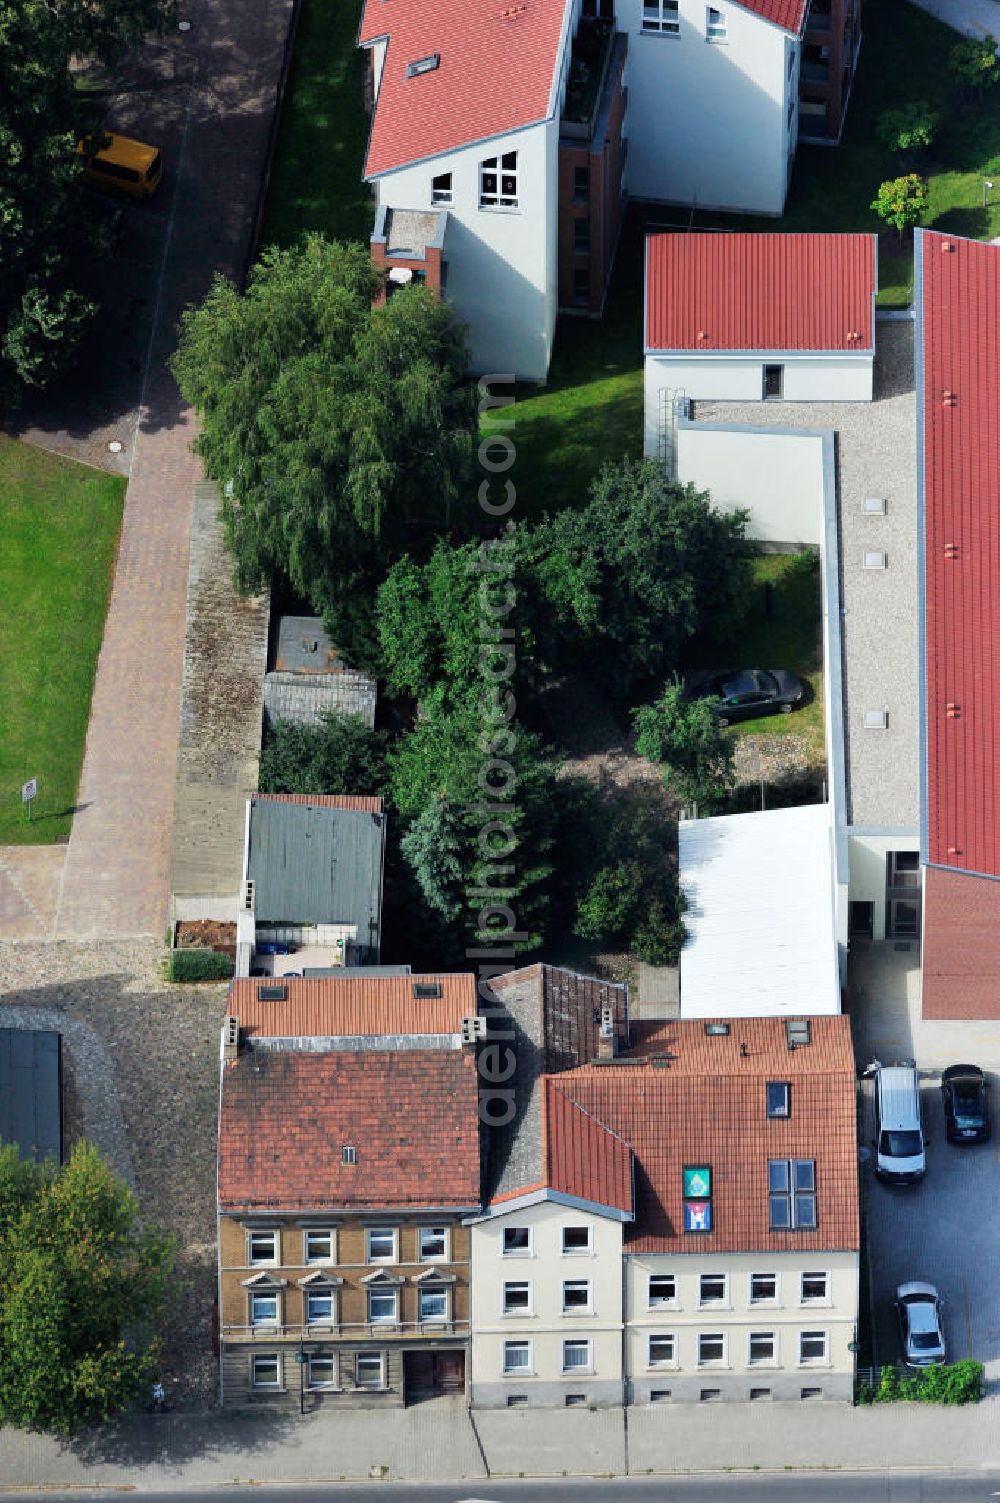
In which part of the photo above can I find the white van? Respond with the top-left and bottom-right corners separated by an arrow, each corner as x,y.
874,1065 -> 926,1184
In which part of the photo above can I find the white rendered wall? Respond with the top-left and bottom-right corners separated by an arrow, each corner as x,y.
619,0 -> 792,213
644,356 -> 873,438
675,423 -> 826,546
847,833 -> 919,944
375,120 -> 558,382
470,1200 -> 624,1398
784,358 -> 873,401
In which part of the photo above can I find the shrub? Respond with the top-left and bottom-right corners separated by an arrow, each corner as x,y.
875,103 -> 938,158
633,678 -> 735,815
949,34 -> 1000,96
168,948 -> 232,983
861,1360 -> 984,1406
870,174 -> 930,238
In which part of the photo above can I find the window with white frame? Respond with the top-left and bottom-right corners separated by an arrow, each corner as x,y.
367,1286 -> 398,1323
419,1284 -> 449,1322
748,1331 -> 777,1365
769,1160 -> 817,1230
562,1280 -> 591,1313
249,1289 -> 280,1327
698,1333 -> 726,1365
419,1226 -> 449,1261
801,1271 -> 830,1304
503,1339 -> 531,1373
562,1225 -> 592,1254
642,0 -> 679,33
649,1274 -> 677,1307
251,1353 -> 281,1389
699,1273 -> 727,1306
749,1273 -> 778,1304
247,1229 -> 278,1264
562,1339 -> 592,1372
706,5 -> 726,38
431,171 -> 453,204
503,1280 -> 531,1314
366,1227 -> 397,1262
648,1333 -> 676,1367
306,1287 -> 336,1325
355,1352 -> 385,1388
502,1226 -> 531,1256
304,1229 -> 334,1263
799,1330 -> 829,1364
479,151 -> 518,209
307,1353 -> 337,1389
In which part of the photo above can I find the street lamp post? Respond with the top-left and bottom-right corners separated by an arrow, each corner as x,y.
984,179 -> 994,210
294,1340 -> 305,1414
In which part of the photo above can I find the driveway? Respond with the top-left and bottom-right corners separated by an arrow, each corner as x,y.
5,0 -> 297,938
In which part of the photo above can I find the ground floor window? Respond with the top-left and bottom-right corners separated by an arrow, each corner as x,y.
799,1330 -> 829,1364
251,1353 -> 281,1390
355,1352 -> 386,1388
307,1354 -> 337,1389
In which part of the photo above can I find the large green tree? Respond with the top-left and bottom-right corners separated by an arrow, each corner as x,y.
634,678 -> 735,815
172,237 -> 479,662
0,1141 -> 173,1433
0,0 -> 176,400
533,459 -> 752,697
258,710 -> 391,799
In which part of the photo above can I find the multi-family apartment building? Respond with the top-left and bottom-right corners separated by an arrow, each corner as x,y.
216,974 -> 482,1407
471,968 -> 859,1405
359,0 -> 862,379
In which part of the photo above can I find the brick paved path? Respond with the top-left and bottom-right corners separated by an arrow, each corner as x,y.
54,0 -> 295,937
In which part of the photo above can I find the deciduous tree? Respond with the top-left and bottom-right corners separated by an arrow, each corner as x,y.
258,710 -> 391,798
634,677 -> 735,814
870,174 -> 930,239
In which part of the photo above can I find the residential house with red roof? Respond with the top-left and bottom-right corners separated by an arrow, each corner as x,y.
643,232 -> 877,456
216,973 -> 482,1407
359,0 -> 862,380
471,969 -> 859,1406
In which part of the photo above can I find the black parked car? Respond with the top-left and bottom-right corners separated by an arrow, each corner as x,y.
693,669 -> 807,725
941,1064 -> 990,1144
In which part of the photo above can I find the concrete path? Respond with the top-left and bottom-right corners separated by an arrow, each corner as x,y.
907,0 -> 1000,39
2,1398 -> 1000,1491
49,0 -> 295,938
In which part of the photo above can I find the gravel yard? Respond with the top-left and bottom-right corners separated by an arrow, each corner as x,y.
0,940 -> 225,1407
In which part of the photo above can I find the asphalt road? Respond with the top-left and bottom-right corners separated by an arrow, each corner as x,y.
5,1475 -> 1000,1502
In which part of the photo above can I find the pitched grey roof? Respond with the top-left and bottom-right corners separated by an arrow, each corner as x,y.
246,798 -> 385,953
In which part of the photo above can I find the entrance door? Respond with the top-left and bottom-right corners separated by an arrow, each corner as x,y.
849,900 -> 874,941
404,1350 -> 466,1400
763,364 -> 784,399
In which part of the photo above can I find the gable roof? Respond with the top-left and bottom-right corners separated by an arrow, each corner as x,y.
917,230 -> 1000,882
218,1047 -> 481,1212
483,966 -> 629,1202
359,0 -> 569,178
645,232 -> 877,354
245,795 -> 385,940
552,1016 -> 858,1253
736,0 -> 806,31
227,973 -> 477,1040
543,1078 -> 633,1214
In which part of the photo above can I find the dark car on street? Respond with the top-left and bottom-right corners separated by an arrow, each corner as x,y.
692,669 -> 807,725
941,1064 -> 990,1144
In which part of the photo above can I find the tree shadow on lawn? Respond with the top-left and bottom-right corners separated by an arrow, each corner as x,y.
511,376 -> 642,519
929,203 -> 992,240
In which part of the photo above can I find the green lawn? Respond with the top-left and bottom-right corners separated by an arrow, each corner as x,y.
683,553 -> 825,764
261,0 -> 374,247
0,437 -> 125,844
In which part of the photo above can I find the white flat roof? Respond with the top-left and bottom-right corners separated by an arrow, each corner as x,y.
679,802 -> 840,1018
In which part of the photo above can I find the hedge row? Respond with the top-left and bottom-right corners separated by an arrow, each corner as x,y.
856,1360 -> 984,1406
168,948 -> 233,983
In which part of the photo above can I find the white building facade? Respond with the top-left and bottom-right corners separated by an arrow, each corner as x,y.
620,0 -> 800,215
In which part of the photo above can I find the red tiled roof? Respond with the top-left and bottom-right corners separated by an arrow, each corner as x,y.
919,230 -> 1000,878
359,0 -> 567,178
228,974 -> 476,1039
252,792 -> 383,813
645,233 -> 876,353
218,1048 -> 481,1211
544,1078 -> 633,1215
551,1016 -> 858,1253
921,866 -> 1000,1019
736,0 -> 806,30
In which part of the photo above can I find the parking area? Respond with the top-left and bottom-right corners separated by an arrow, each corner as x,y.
853,944 -> 1000,1384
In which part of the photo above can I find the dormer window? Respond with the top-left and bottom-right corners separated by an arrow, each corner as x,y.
432,172 -> 453,205
480,151 -> 518,209
406,52 -> 440,77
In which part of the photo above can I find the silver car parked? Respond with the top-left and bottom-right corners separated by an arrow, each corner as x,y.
896,1282 -> 946,1367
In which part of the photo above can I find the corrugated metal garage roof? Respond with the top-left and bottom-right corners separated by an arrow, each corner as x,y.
246,797 -> 385,949
0,1030 -> 62,1164
679,802 -> 841,1017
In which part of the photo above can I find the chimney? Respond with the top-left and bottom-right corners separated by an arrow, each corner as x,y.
222,1015 -> 240,1062
461,1014 -> 487,1052
598,1006 -> 616,1060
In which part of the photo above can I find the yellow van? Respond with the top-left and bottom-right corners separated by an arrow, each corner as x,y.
76,133 -> 163,200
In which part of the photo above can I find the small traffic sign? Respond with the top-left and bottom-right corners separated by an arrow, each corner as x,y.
21,778 -> 37,803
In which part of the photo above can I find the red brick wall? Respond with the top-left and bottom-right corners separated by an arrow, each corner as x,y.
370,242 -> 442,308
557,46 -> 626,315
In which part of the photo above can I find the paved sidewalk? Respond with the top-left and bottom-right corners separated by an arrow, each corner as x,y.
51,0 -> 295,938
2,1399 -> 1000,1490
